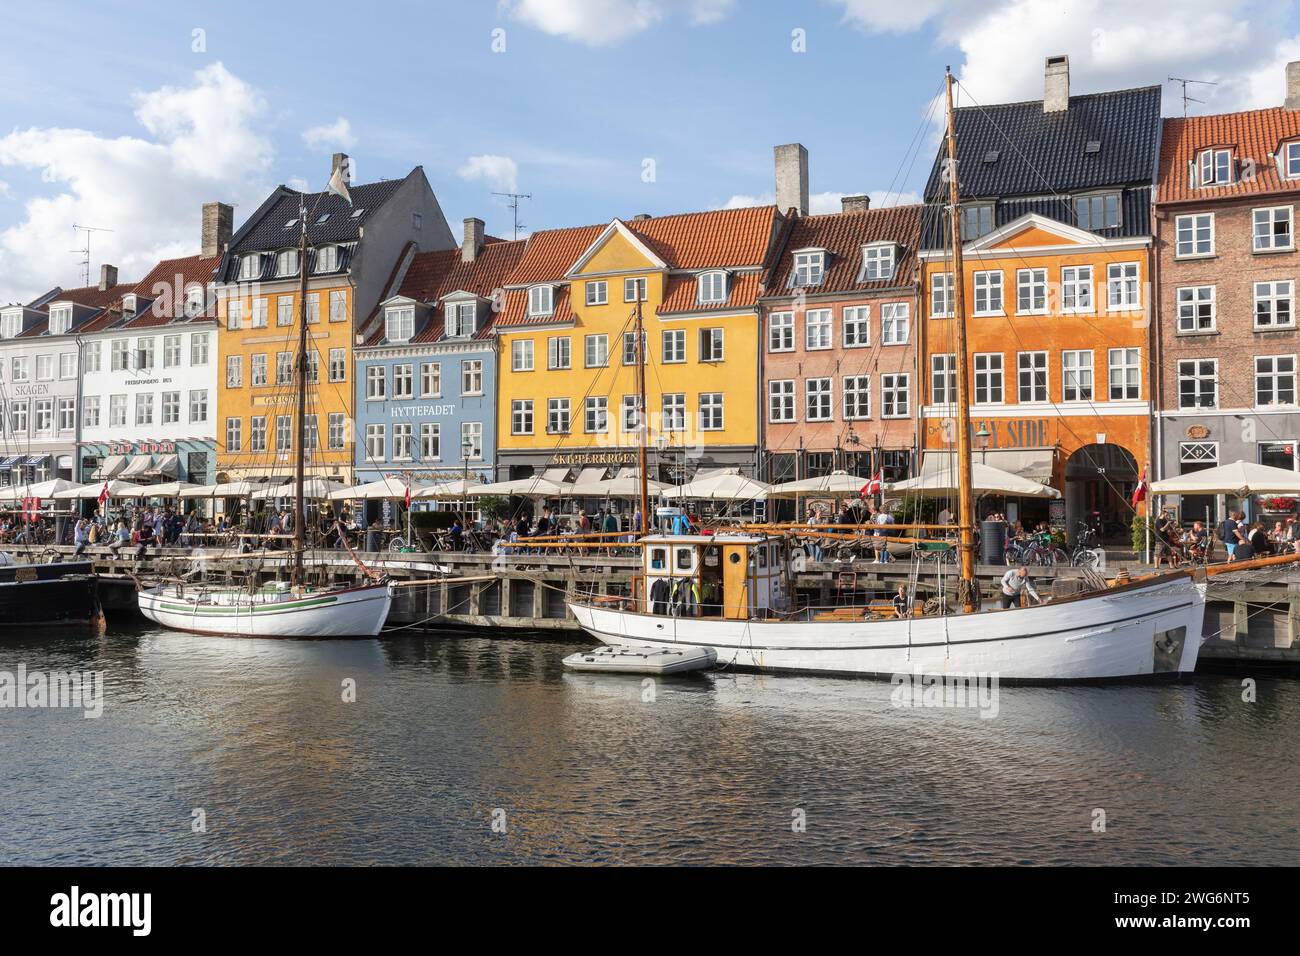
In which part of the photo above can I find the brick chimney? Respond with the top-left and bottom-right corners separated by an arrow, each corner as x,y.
1286,61 -> 1300,111
775,143 -> 809,216
1044,55 -> 1070,113
462,217 -> 485,263
332,152 -> 352,183
98,264 -> 118,291
201,202 -> 233,258
841,195 -> 871,214
630,213 -> 651,221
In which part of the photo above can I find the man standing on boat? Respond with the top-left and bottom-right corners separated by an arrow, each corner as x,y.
999,566 -> 1042,609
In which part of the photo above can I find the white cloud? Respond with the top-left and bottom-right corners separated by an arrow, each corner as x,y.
458,154 -> 520,193
0,180 -> 10,199
0,62 -> 273,301
501,0 -> 732,46
834,0 -> 1300,114
302,117 -> 356,150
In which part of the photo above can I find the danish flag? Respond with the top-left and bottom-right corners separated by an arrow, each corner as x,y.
860,470 -> 884,497
97,481 -> 110,507
1131,466 -> 1148,508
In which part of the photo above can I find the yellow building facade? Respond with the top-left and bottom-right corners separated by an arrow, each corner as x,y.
216,281 -> 356,481
493,209 -> 775,480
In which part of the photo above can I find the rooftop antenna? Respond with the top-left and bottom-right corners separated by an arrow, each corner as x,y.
491,191 -> 532,240
1168,76 -> 1218,118
70,224 -> 114,286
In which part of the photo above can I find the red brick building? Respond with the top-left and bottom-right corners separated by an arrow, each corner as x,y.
1154,61 -> 1300,523
759,199 -> 922,491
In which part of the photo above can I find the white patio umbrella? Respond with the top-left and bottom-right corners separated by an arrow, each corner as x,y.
588,474 -> 672,497
470,476 -> 573,497
661,472 -> 771,501
112,481 -> 203,498
53,480 -> 139,500
252,477 -> 346,500
0,478 -> 81,500
1149,459 -> 1300,496
885,461 -> 1060,498
766,470 -> 868,499
180,479 -> 268,498
413,477 -> 488,499
329,476 -> 433,501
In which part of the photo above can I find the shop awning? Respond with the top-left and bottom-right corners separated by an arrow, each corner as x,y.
93,455 -> 128,479
541,467 -> 572,483
0,456 -> 19,469
141,453 -> 180,478
19,454 -> 49,467
923,449 -> 1055,483
120,455 -> 155,478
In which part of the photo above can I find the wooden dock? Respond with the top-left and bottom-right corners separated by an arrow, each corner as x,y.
29,543 -> 1300,667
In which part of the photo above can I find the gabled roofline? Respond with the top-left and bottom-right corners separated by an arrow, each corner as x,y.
565,218 -> 669,278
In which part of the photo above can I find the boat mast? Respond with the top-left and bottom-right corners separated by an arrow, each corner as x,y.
944,68 -> 979,611
634,295 -> 649,535
292,194 -> 309,588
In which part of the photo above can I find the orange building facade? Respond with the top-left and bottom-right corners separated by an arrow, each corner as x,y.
919,216 -> 1152,531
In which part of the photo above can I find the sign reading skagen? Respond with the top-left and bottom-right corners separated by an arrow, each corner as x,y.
392,404 -> 456,418
10,383 -> 52,397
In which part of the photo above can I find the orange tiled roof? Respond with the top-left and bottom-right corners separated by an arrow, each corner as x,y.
506,224 -> 606,286
364,239 -> 527,344
495,285 -> 578,329
1157,108 -> 1300,205
16,279 -> 139,337
660,271 -> 763,314
765,204 -> 922,296
626,205 -> 777,270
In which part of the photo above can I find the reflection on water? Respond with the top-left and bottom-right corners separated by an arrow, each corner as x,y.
1,624 -> 1298,865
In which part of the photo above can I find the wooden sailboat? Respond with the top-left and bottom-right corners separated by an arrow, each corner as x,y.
138,187 -> 393,638
567,70 -> 1221,681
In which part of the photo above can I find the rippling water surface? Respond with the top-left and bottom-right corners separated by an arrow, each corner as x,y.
1,623 -> 1298,865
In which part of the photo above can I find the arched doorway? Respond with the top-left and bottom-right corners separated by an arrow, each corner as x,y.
1065,444 -> 1139,543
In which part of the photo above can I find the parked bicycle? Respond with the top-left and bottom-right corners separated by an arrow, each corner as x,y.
1069,521 -> 1103,569
1005,531 -> 1067,567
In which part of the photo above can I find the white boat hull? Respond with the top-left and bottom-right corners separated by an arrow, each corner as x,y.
138,582 -> 395,638
569,575 -> 1207,682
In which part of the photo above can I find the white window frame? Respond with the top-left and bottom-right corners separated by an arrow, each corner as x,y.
1106,262 -> 1141,311
385,306 -> 415,343
1175,213 -> 1215,258
1017,351 -> 1048,404
1177,285 -> 1216,333
881,373 -> 910,419
1177,358 -> 1218,409
528,285 -> 554,317
511,399 -> 534,436
548,336 -> 571,370
512,339 -> 534,372
662,329 -> 685,364
805,309 -> 833,350
697,271 -> 727,304
768,312 -> 794,352
1062,350 -> 1094,403
585,281 -> 607,306
768,380 -> 795,423
973,353 -> 1004,405
1255,280 -> 1295,329
972,271 -> 1004,316
1107,347 -> 1141,401
843,306 -> 870,347
1253,205 -> 1294,253
930,354 -> 956,405
1255,355 -> 1297,408
843,375 -> 871,420
859,243 -> 895,281
698,392 -> 724,431
805,378 -> 832,422
930,273 -> 954,318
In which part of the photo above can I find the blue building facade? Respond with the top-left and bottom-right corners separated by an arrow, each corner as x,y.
353,226 -> 525,488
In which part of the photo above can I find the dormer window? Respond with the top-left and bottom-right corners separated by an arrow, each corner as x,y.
0,310 -> 23,339
184,285 -> 206,318
1284,141 -> 1300,180
1075,192 -> 1121,231
385,305 -> 415,343
859,243 -> 896,282
350,208 -> 365,219
284,218 -> 298,230
49,304 -> 74,335
239,254 -> 262,281
120,295 -> 137,320
447,302 -> 477,338
792,250 -> 825,287
275,249 -> 300,277
315,245 -> 339,274
316,213 -> 331,224
528,285 -> 554,317
697,271 -> 727,304
960,204 -> 994,239
1198,148 -> 1234,187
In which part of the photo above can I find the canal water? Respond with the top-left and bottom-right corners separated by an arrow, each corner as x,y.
2,624 -> 1298,866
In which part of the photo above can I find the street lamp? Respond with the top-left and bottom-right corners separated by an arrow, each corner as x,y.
975,425 -> 992,462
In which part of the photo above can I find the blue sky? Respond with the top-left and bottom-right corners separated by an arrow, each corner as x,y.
3,0 -> 1300,298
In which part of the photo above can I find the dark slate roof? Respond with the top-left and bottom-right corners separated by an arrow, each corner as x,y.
922,86 -> 1163,201
228,178 -> 406,254
919,186 -> 1152,247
